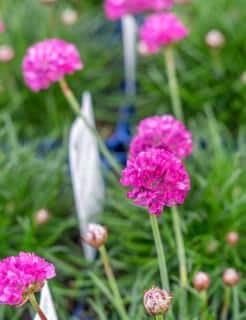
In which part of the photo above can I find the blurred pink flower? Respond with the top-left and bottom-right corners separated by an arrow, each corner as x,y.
140,12 -> 188,53
0,252 -> 55,305
129,115 -> 192,159
144,287 -> 172,315
0,45 -> 15,62
223,268 -> 240,287
104,0 -> 173,20
205,30 -> 225,49
193,272 -> 210,291
120,148 -> 190,215
0,20 -> 5,33
22,39 -> 83,92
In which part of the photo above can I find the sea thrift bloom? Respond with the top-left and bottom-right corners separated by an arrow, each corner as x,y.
129,115 -> 192,159
223,268 -> 240,287
205,30 -> 225,49
22,39 -> 83,92
35,208 -> 50,225
226,231 -> 239,247
144,287 -> 172,316
0,252 -> 55,305
120,148 -> 190,215
83,224 -> 108,248
0,45 -> 15,62
140,12 -> 188,54
104,0 -> 173,20
0,20 -> 5,33
193,272 -> 210,291
61,8 -> 78,25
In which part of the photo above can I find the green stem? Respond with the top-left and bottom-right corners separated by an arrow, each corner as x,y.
150,215 -> 169,291
171,206 -> 188,319
59,78 -> 121,175
99,245 -> 129,320
221,286 -> 231,320
155,315 -> 164,320
200,291 -> 208,320
29,293 -> 48,320
164,46 -> 184,122
232,286 -> 239,320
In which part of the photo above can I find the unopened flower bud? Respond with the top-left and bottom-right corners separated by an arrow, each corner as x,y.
223,268 -> 240,287
226,231 -> 239,247
138,41 -> 150,56
0,45 -> 15,63
206,239 -> 219,253
205,30 -> 225,49
61,9 -> 78,26
193,272 -> 210,291
35,208 -> 50,225
83,224 -> 108,248
144,287 -> 172,316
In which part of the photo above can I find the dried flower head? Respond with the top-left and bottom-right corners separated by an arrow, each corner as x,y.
193,272 -> 210,291
205,30 -> 225,49
0,45 -> 15,63
144,287 -> 172,316
223,268 -> 240,287
61,8 -> 78,26
104,0 -> 173,20
0,20 -> 5,33
129,115 -> 192,159
120,148 -> 190,215
226,231 -> 239,247
0,252 -> 55,305
22,38 -> 83,92
35,208 -> 50,225
83,224 -> 108,248
140,12 -> 188,54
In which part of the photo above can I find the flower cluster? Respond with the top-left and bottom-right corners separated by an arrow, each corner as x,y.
104,0 -> 173,20
140,12 -> 188,54
0,252 -> 55,305
129,115 -> 192,159
121,148 -> 190,214
22,38 -> 83,92
144,287 -> 172,316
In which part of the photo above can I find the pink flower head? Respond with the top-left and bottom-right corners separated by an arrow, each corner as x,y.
0,252 -> 56,305
22,39 -> 83,92
129,115 -> 192,159
140,12 -> 188,53
120,148 -> 190,214
0,45 -> 15,63
104,0 -> 173,20
0,20 -> 5,33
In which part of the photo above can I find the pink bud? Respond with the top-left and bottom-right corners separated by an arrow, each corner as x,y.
83,224 -> 108,248
226,231 -> 239,247
61,8 -> 78,26
0,45 -> 14,63
0,20 -> 5,33
193,272 -> 210,291
138,41 -> 151,56
35,209 -> 50,225
144,287 -> 172,316
205,30 -> 225,49
223,268 -> 240,287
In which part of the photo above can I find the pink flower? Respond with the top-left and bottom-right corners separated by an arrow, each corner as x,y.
129,115 -> 192,159
0,45 -> 15,63
0,21 -> 5,33
120,148 -> 190,214
140,12 -> 188,53
0,252 -> 56,305
104,0 -> 173,20
22,39 -> 83,92
144,287 -> 172,315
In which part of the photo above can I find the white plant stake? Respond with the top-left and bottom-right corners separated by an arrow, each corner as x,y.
122,14 -> 137,99
34,282 -> 57,320
69,92 -> 105,261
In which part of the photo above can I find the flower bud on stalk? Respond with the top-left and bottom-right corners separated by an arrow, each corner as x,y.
0,45 -> 15,63
205,30 -> 225,77
144,287 -> 172,317
83,223 -> 108,249
226,231 -> 239,247
61,8 -> 78,26
35,208 -> 50,225
193,272 -> 210,292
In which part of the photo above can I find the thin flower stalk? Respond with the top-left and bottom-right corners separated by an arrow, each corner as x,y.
99,245 -> 129,320
58,78 -> 121,175
164,46 -> 184,122
221,286 -> 231,320
29,293 -> 48,320
150,215 -> 170,291
233,286 -> 239,320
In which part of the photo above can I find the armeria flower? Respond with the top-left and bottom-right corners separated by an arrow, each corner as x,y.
61,8 -> 78,26
226,231 -> 239,247
104,0 -> 173,21
0,20 -> 5,33
129,115 -> 192,159
82,224 -> 108,249
22,39 -> 83,92
0,252 -> 55,305
140,12 -> 188,54
120,148 -> 190,215
0,45 -> 15,63
223,268 -> 240,287
193,272 -> 210,291
205,30 -> 225,49
144,287 -> 172,316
